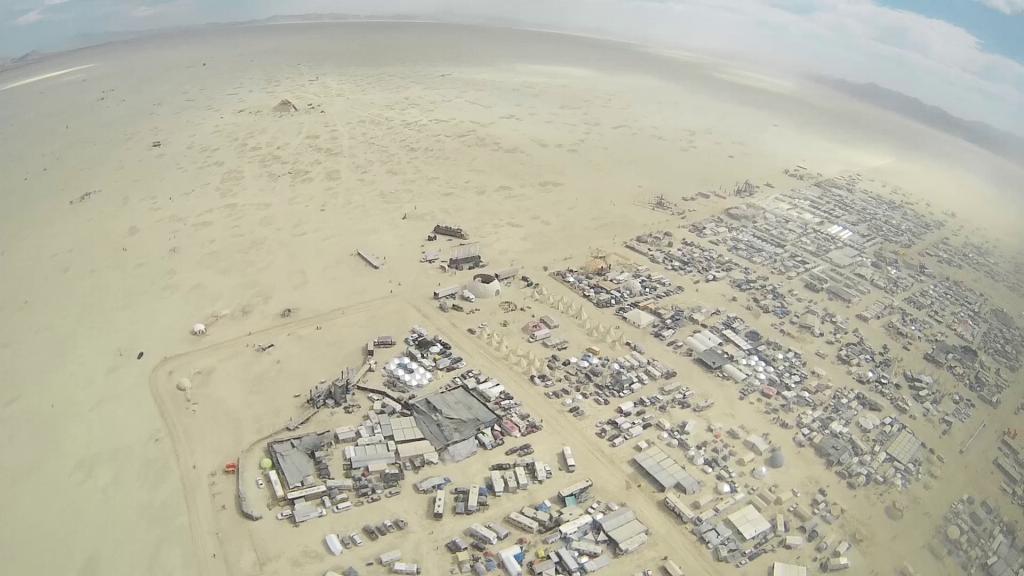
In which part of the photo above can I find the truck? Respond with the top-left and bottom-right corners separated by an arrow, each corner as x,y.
528,328 -> 552,342
416,476 -> 451,493
433,285 -> 461,300
433,224 -> 468,240
562,445 -> 577,472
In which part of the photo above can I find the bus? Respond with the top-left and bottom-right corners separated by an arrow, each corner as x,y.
558,478 -> 593,501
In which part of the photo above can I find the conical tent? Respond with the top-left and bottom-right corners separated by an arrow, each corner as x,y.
579,311 -> 590,323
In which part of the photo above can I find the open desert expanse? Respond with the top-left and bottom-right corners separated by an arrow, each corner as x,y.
1,21 -> 1022,576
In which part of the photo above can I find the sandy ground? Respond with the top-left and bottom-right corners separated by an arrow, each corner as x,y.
1,21 -> 1022,576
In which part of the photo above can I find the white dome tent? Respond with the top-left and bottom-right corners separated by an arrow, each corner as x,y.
467,273 -> 502,299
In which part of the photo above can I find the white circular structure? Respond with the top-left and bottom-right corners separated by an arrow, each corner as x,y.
467,273 -> 502,299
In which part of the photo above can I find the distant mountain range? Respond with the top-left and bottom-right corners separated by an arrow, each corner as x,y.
814,76 -> 1024,166
0,49 -> 46,69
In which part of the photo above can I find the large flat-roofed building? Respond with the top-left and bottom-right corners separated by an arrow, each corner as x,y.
771,562 -> 808,576
633,446 -> 701,494
410,386 -> 499,451
727,504 -> 772,541
268,431 -> 334,489
886,428 -> 923,466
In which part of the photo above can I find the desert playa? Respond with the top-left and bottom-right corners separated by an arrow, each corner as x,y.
0,21 -> 1022,576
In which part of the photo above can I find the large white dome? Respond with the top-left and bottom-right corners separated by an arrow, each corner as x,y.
468,273 -> 502,299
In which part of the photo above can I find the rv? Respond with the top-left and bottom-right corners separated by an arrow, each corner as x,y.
486,522 -> 511,541
506,511 -> 540,534
562,445 -> 577,472
391,562 -> 420,575
467,485 -> 481,514
662,560 -> 684,576
489,471 -> 505,497
467,523 -> 499,546
433,490 -> 445,519
514,466 -> 530,489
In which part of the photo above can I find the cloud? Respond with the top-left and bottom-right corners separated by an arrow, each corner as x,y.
130,0 -> 190,19
13,8 -> 44,26
974,0 -> 1024,15
11,0 -> 68,26
407,0 -> 1024,133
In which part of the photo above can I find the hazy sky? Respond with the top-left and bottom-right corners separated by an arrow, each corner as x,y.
2,1 -> 1023,135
